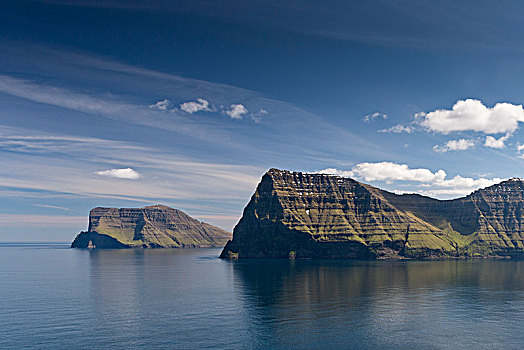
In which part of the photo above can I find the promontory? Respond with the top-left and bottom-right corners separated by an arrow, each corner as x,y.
220,168 -> 524,259
71,205 -> 231,248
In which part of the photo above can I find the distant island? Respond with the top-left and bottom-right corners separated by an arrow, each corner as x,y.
220,168 -> 524,259
71,205 -> 231,248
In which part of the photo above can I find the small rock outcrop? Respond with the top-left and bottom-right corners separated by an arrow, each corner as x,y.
71,205 -> 231,248
220,169 -> 524,259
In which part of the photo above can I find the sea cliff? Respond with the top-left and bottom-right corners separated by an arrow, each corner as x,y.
72,205 -> 231,248
221,168 -> 524,259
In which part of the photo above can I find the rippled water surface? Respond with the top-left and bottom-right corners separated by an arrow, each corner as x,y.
2,243 -> 524,349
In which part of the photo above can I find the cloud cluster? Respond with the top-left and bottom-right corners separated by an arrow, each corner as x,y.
363,112 -> 387,123
418,99 -> 524,134
378,124 -> 414,134
415,99 -> 524,155
225,104 -> 248,119
95,168 -> 141,179
484,133 -> 510,149
433,139 -> 475,153
150,97 -> 261,122
149,99 -> 172,111
516,144 -> 524,159
319,161 -> 502,197
180,98 -> 211,114
250,108 -> 267,123
326,162 -> 446,183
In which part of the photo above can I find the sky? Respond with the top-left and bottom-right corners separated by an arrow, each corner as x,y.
3,0 -> 524,241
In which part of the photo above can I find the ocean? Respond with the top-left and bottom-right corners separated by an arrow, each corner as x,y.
1,243 -> 524,349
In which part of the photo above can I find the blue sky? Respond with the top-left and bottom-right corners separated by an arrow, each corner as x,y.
3,0 -> 524,241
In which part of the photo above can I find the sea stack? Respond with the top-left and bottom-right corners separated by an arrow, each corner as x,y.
220,169 -> 524,259
72,205 -> 231,248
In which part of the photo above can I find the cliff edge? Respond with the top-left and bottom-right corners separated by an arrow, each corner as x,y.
220,169 -> 524,259
71,205 -> 231,248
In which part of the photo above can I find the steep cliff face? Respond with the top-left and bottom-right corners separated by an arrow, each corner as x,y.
71,205 -> 231,248
220,169 -> 524,259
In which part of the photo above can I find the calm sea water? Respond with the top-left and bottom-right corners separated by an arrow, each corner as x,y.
1,243 -> 524,349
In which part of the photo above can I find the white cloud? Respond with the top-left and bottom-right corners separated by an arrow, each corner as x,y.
318,168 -> 355,178
225,104 -> 248,119
433,139 -> 475,152
179,98 -> 211,114
250,108 -> 268,122
417,99 -> 524,134
320,163 -> 446,183
348,162 -> 447,183
378,124 -> 414,134
417,174 -> 503,197
95,168 -> 141,180
319,161 -> 502,197
516,144 -> 524,159
434,175 -> 500,189
363,112 -> 387,123
149,99 -> 172,111
484,133 -> 510,149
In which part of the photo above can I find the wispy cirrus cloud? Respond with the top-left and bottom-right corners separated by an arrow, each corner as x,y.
0,214 -> 86,227
0,57 -> 379,162
34,204 -> 71,211
0,126 -> 262,200
0,129 -> 146,154
0,74 -> 128,115
0,74 -> 244,147
0,125 -> 263,230
0,46 -> 395,233
0,45 -> 387,161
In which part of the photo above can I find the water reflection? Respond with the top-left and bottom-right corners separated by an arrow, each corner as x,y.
4,245 -> 524,349
230,259 -> 524,349
84,249 -> 251,349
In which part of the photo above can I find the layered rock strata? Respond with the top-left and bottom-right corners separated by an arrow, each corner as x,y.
72,205 -> 231,248
220,169 -> 524,259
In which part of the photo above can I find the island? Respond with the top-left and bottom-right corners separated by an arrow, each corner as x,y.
220,168 -> 524,259
71,205 -> 231,248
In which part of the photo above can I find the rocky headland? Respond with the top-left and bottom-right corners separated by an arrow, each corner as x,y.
220,168 -> 524,259
71,205 -> 231,248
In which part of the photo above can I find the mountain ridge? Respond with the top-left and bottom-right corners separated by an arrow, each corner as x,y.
72,205 -> 231,248
220,168 -> 524,259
